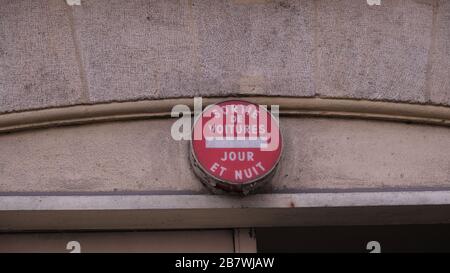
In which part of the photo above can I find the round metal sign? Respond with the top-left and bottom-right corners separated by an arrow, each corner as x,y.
190,100 -> 282,195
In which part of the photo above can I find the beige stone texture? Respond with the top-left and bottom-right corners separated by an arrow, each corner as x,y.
0,117 -> 448,193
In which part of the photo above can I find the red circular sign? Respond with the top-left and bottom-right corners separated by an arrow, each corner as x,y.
190,100 -> 282,194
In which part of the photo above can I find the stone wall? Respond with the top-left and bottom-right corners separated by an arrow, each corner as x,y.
1,0 -> 449,113
1,117 -> 449,194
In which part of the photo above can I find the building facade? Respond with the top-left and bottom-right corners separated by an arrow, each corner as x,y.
0,0 -> 449,252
